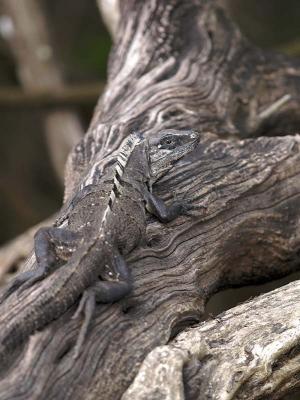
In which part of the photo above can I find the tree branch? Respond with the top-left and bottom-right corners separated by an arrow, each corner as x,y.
97,0 -> 120,40
0,82 -> 105,107
124,280 -> 300,400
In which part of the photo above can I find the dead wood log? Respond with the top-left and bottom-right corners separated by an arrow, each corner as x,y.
124,280 -> 300,400
0,1 -> 300,399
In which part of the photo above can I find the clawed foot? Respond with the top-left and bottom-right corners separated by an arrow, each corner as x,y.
17,269 -> 48,293
72,289 -> 96,359
72,254 -> 132,359
145,190 -> 196,223
173,191 -> 207,218
173,198 -> 193,214
0,226 -> 82,304
0,269 -> 44,304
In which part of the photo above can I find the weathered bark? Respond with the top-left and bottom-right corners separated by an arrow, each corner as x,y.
124,280 -> 300,400
0,0 -> 300,399
98,0 -> 120,39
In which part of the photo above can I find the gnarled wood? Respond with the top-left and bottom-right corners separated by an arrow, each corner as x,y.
124,280 -> 300,400
0,1 -> 300,399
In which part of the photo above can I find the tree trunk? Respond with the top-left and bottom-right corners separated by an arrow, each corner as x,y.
1,0 -> 300,399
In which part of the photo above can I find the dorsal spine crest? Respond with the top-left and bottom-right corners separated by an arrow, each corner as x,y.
101,133 -> 143,227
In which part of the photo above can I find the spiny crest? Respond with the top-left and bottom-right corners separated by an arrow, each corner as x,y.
102,133 -> 143,223
114,133 -> 143,180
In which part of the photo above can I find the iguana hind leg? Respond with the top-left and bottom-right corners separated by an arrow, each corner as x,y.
0,227 -> 81,303
73,252 -> 132,359
34,227 -> 81,276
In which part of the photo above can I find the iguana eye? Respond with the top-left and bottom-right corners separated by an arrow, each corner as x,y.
158,136 -> 177,149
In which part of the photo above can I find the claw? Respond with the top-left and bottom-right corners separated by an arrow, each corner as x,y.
17,269 -> 48,295
72,290 -> 95,360
72,291 -> 89,320
0,270 -> 42,303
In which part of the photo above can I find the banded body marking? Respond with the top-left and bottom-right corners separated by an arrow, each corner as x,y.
102,133 -> 143,225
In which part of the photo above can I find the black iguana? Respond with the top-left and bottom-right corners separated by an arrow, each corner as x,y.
0,129 -> 199,359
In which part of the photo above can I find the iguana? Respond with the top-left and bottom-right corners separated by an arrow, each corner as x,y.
0,129 -> 199,359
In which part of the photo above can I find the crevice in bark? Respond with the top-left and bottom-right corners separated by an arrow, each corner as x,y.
205,270 -> 300,317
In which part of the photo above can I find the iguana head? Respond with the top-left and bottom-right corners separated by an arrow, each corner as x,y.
148,129 -> 199,182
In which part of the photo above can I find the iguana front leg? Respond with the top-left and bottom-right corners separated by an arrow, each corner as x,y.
72,251 -> 132,358
145,190 -> 190,222
0,227 -> 81,302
